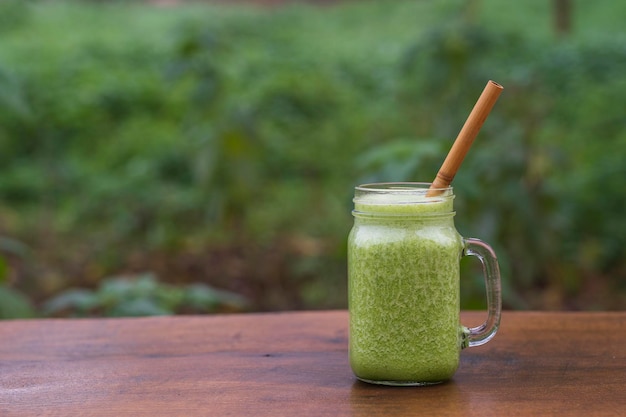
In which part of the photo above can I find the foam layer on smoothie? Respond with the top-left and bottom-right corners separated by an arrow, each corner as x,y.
354,190 -> 453,215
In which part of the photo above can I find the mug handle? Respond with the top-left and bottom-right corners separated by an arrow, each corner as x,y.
460,238 -> 502,349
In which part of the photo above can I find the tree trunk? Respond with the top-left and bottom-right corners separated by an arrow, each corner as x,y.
554,0 -> 572,37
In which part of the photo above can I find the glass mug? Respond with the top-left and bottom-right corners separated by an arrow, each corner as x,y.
348,182 -> 501,386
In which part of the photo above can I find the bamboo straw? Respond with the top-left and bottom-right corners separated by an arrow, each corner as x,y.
426,80 -> 503,197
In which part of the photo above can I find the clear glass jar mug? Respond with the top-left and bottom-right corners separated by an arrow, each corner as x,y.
348,182 -> 502,386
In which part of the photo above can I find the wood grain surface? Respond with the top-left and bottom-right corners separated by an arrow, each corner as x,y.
1,311 -> 625,416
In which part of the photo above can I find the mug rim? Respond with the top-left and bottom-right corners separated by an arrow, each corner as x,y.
355,182 -> 452,193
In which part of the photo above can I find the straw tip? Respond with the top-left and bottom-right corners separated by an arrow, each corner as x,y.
488,80 -> 504,90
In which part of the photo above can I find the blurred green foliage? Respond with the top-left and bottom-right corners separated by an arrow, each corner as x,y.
0,237 -> 36,318
0,0 -> 625,317
42,273 -> 248,317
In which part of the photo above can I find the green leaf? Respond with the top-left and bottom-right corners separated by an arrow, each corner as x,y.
0,286 -> 36,319
0,237 -> 30,258
0,256 -> 7,285
42,289 -> 98,317
184,283 -> 248,313
107,298 -> 171,317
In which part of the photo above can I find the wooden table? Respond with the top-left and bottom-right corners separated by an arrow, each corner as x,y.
1,311 -> 624,416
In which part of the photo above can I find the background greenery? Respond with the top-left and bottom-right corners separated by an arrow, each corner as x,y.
1,0 -> 625,318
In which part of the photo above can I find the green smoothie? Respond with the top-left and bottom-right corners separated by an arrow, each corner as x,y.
348,186 -> 464,385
